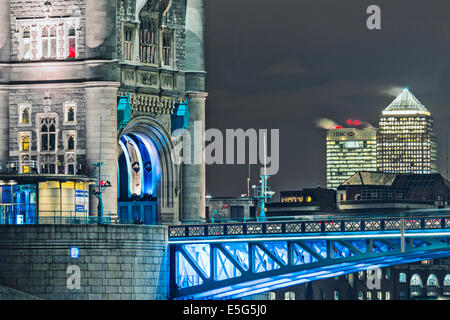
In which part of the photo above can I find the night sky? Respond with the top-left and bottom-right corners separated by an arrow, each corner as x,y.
204,0 -> 450,200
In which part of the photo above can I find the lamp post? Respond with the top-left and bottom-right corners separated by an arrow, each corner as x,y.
92,162 -> 111,224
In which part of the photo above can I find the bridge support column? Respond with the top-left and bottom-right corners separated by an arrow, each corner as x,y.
85,83 -> 119,218
181,92 -> 207,222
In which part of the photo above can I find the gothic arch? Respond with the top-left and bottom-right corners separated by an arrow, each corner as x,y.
135,0 -> 172,22
119,116 -> 180,223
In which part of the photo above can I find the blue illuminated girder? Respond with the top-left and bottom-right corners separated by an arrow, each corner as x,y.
170,235 -> 450,300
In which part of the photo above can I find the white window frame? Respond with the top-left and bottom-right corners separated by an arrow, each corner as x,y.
17,18 -> 80,61
18,131 -> 32,153
63,102 -> 77,125
63,130 -> 77,151
18,104 -> 32,126
65,152 -> 76,175
122,23 -> 135,61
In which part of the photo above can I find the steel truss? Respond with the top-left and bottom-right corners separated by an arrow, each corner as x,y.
170,234 -> 450,299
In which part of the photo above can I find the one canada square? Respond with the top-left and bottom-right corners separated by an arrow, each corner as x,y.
377,88 -> 437,174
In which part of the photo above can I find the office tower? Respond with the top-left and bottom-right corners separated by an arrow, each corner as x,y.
377,88 -> 437,174
326,127 -> 377,189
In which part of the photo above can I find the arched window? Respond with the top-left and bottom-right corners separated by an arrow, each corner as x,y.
285,291 -> 295,300
427,274 -> 439,287
42,25 -> 57,58
23,27 -> 31,59
68,26 -> 76,58
162,30 -> 172,66
410,274 -> 423,287
67,106 -> 75,122
68,136 -> 75,150
444,274 -> 450,286
22,136 -> 30,152
123,26 -> 134,61
139,18 -> 157,64
22,108 -> 30,124
410,273 -> 423,297
40,117 -> 57,151
427,274 -> 440,297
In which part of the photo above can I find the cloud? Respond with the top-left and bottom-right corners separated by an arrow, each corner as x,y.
316,118 -> 339,129
262,60 -> 307,77
378,86 -> 407,97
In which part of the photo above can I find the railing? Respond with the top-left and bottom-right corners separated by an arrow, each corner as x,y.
0,210 -> 145,226
169,214 -> 450,239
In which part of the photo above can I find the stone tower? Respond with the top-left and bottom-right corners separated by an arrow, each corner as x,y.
0,0 -> 207,223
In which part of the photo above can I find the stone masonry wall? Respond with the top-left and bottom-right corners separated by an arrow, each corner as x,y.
0,224 -> 169,300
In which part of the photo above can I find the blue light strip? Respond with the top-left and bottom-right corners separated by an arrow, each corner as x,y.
169,230 -> 450,244
118,139 -> 132,198
122,135 -> 144,197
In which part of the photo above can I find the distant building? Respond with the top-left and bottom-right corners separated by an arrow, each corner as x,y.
326,127 -> 377,190
337,171 -> 449,214
377,88 -> 437,174
269,259 -> 450,300
267,187 -> 337,217
205,197 -> 255,222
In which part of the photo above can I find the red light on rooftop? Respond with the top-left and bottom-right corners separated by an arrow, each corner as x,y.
354,120 -> 360,126
347,119 -> 353,125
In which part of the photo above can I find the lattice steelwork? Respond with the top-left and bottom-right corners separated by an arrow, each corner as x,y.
169,214 -> 450,300
171,235 -> 450,299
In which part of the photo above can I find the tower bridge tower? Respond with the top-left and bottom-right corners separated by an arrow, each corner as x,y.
0,0 -> 207,224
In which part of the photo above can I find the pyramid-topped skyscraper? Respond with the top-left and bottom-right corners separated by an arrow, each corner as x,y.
382,88 -> 431,116
377,88 -> 437,174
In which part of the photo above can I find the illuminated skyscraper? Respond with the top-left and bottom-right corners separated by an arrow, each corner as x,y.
377,88 -> 437,174
326,127 -> 377,189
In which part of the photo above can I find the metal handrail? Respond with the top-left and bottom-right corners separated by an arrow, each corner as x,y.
169,212 -> 450,239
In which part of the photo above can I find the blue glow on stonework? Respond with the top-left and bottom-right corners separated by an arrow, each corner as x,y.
183,244 -> 211,278
215,248 -> 241,281
118,138 -> 132,198
263,241 -> 288,265
122,135 -> 144,197
222,243 -> 249,271
136,133 -> 162,196
253,246 -> 280,273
